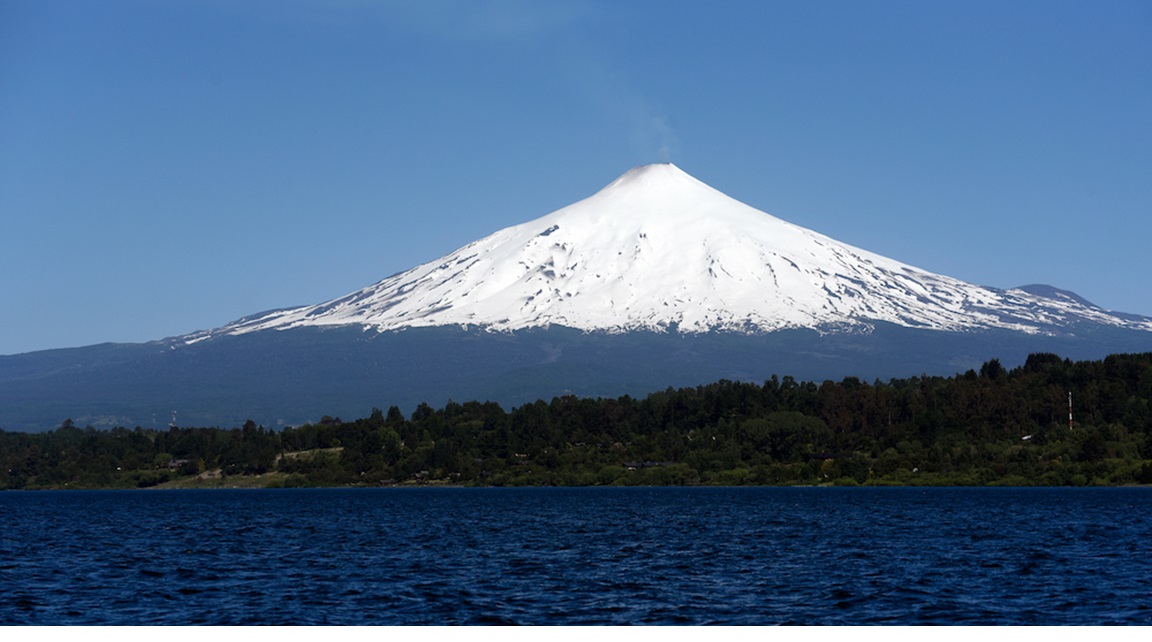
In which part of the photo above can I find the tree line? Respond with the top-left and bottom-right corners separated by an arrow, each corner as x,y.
2,352 -> 1151,489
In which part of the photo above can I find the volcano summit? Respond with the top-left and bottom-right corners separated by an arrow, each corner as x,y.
4,164 -> 1151,430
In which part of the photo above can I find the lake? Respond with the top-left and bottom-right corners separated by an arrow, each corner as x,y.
1,486 -> 1150,625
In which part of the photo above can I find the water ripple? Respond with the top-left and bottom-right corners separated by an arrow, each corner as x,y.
2,487 -> 1152,624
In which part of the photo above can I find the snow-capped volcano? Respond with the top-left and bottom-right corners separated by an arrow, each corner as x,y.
217,163 -> 1150,338
6,163 -> 1152,430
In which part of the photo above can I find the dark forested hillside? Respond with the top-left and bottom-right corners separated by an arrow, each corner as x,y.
3,353 -> 1150,489
6,322 -> 1152,433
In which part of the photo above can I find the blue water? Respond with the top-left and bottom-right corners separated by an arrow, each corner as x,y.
1,487 -> 1150,625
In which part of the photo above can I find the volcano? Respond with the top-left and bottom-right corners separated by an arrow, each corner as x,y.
3,164 -> 1151,430
202,163 -> 1150,339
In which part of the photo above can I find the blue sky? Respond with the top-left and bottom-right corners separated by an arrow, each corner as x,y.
2,0 -> 1150,355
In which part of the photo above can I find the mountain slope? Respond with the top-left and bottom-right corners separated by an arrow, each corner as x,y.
5,322 -> 1152,432
207,163 -> 1151,340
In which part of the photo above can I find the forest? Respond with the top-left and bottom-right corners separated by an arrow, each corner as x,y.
2,352 -> 1151,490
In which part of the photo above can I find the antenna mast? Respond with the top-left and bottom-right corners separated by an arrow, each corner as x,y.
1068,391 -> 1073,430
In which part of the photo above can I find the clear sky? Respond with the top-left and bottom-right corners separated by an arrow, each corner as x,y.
2,0 -> 1150,355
